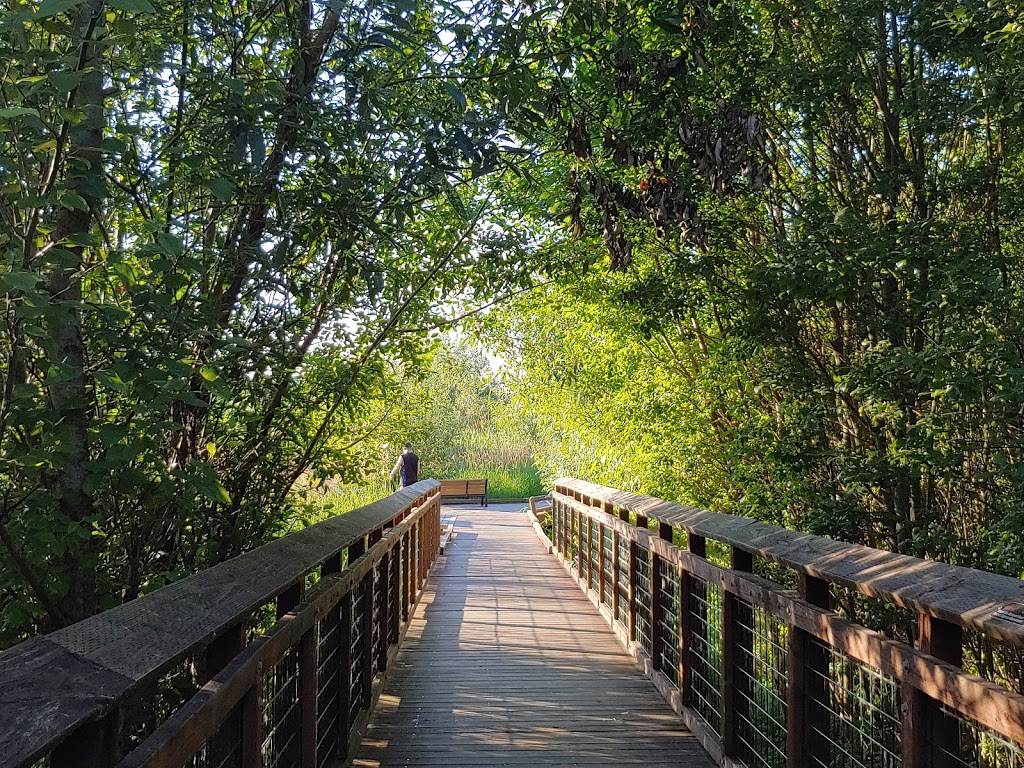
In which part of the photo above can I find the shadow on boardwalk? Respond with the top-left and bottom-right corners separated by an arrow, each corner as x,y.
352,503 -> 714,767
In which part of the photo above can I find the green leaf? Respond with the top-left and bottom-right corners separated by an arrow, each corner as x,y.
189,466 -> 232,504
35,0 -> 84,17
207,178 -> 233,202
48,71 -> 86,93
157,232 -> 184,256
58,190 -> 89,211
0,271 -> 40,293
106,0 -> 156,11
652,16 -> 685,33
442,81 -> 468,113
200,365 -> 218,382
0,107 -> 40,120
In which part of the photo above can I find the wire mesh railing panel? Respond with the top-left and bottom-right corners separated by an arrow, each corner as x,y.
571,511 -> 580,573
564,506 -> 571,562
936,705 -> 1024,768
633,544 -> 652,654
602,526 -> 614,609
589,519 -> 601,593
349,585 -> 367,725
370,564 -> 382,676
806,640 -> 901,768
186,706 -> 242,768
734,603 -> 789,768
580,516 -> 589,581
566,510 -> 574,570
689,575 -> 723,734
616,532 -> 630,628
556,504 -> 565,557
315,604 -> 342,767
412,524 -> 419,594
388,552 -> 400,646
656,558 -> 681,687
261,646 -> 301,768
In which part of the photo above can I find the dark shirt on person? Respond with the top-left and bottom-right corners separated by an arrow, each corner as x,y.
400,452 -> 419,487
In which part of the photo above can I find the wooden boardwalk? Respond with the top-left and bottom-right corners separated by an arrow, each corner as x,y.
352,503 -> 714,767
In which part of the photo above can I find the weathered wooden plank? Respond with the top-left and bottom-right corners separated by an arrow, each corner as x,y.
0,639 -> 131,765
351,503 -> 715,768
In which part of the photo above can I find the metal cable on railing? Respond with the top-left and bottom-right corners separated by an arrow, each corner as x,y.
602,525 -> 615,609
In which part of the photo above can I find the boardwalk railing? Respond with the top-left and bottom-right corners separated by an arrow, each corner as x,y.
536,478 -> 1024,768
1,480 -> 441,768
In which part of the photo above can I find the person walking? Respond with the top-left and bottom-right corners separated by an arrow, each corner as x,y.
390,442 -> 419,489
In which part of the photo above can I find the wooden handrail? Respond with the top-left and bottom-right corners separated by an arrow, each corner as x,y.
540,481 -> 1024,768
0,479 -> 441,768
556,477 -> 1024,646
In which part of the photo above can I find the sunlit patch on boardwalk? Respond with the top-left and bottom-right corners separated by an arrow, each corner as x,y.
351,503 -> 714,767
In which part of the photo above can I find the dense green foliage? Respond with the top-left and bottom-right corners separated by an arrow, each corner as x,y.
4,0 -> 1024,656
484,0 -> 1024,585
0,0 -> 559,646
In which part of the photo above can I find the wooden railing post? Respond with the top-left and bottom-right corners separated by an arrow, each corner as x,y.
50,711 -> 119,768
205,621 -> 245,676
903,614 -> 963,768
786,573 -> 830,768
323,550 -> 343,574
241,680 -> 262,768
658,522 -> 672,543
722,546 -> 753,758
598,522 -> 606,604
277,580 -> 305,619
349,536 -> 366,562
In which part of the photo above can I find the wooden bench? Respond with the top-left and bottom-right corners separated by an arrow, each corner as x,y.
440,479 -> 488,506
439,522 -> 456,554
529,494 -> 552,520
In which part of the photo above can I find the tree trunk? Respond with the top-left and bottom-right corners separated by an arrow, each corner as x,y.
44,0 -> 107,625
